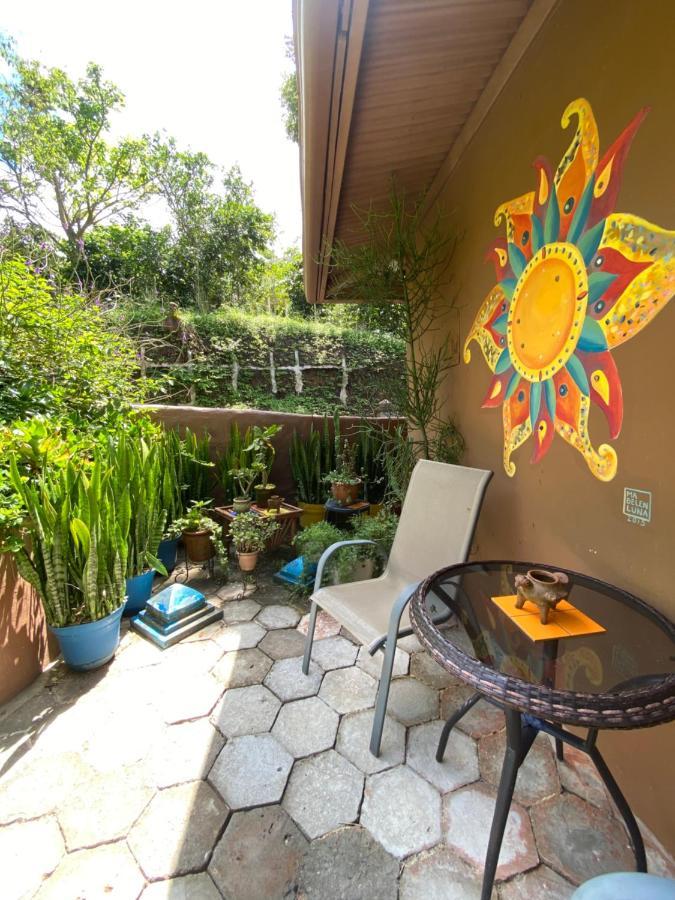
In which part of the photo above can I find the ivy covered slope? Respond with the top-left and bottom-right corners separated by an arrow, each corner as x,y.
122,303 -> 406,415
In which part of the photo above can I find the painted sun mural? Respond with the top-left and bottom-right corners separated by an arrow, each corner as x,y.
464,98 -> 675,481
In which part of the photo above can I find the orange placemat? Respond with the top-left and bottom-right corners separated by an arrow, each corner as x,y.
491,595 -> 606,642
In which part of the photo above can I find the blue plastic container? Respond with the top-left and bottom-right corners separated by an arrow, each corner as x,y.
124,569 -> 155,615
157,538 -> 179,574
50,604 -> 124,671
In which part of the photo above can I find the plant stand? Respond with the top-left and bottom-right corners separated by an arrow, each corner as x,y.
324,499 -> 370,530
174,543 -> 216,583
214,502 -> 302,550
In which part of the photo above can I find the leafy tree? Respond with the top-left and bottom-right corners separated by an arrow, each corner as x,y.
76,219 -> 173,298
0,40 -> 155,262
280,36 -> 299,144
0,254 -> 144,424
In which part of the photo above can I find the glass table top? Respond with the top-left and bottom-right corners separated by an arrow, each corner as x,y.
423,561 -> 675,696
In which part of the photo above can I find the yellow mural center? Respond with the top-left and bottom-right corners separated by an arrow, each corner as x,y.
507,242 -> 588,382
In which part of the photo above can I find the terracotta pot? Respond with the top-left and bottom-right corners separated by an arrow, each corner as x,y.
232,496 -> 252,513
331,480 -> 361,506
268,494 -> 282,512
182,529 -> 215,562
237,551 -> 259,573
298,501 -> 325,528
254,485 -> 276,509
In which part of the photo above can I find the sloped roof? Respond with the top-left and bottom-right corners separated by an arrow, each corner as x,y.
294,0 -> 557,302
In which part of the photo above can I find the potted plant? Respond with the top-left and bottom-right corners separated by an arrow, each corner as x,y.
8,457 -> 130,671
174,500 -> 226,564
289,418 -> 333,527
325,438 -> 361,506
334,510 -> 399,583
228,466 -> 258,513
292,521 -> 344,584
106,433 -> 168,615
229,511 -> 279,573
157,429 -> 185,574
246,425 -> 282,508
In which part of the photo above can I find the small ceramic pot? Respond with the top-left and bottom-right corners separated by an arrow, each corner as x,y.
514,568 -> 570,624
50,604 -> 124,671
268,494 -> 282,512
331,480 -> 361,506
182,528 -> 215,562
237,551 -> 259,573
233,496 -> 252,514
254,485 -> 276,509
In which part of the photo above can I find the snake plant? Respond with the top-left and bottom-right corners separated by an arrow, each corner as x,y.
289,415 -> 336,504
9,455 -> 130,627
104,433 -> 167,578
218,422 -> 253,503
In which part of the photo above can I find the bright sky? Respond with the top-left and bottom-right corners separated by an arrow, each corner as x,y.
1,0 -> 301,250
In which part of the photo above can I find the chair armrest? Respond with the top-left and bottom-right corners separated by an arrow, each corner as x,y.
367,581 -> 421,655
313,539 -> 383,593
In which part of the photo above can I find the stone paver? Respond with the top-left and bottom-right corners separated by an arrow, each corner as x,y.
361,765 -> 442,858
209,806 -> 307,900
410,652 -> 457,689
2,816 -> 64,899
311,635 -> 359,670
264,656 -> 323,701
213,621 -> 266,652
444,783 -> 538,881
440,684 -> 505,738
398,633 -> 423,653
408,720 -> 479,793
140,873 -> 222,899
272,696 -> 339,758
556,743 -> 609,809
128,782 -> 228,880
387,677 -> 438,726
211,684 -> 280,738
318,666 -> 378,714
220,598 -> 261,625
147,719 -> 224,789
259,627 -> 307,660
498,865 -> 575,900
298,609 -> 341,638
400,844 -> 489,899
479,731 -> 560,806
212,647 -> 272,688
530,793 -> 635,884
336,709 -> 406,775
157,671 -> 224,725
209,733 -> 293,809
356,643 -> 409,678
256,604 -> 301,630
160,639 -> 224,673
36,841 -> 145,899
297,825 -> 399,900
283,749 -> 364,839
0,751 -> 93,824
57,767 -> 154,850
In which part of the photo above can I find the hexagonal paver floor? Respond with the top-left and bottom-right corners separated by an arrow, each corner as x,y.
2,563 -> 672,898
209,733 -> 293,810
272,696 -> 339,757
283,750 -> 364,839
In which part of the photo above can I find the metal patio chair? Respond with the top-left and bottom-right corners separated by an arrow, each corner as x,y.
302,459 -> 492,756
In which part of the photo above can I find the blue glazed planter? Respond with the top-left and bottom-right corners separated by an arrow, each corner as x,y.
124,569 -> 155,615
157,538 -> 179,574
50,604 -> 124,671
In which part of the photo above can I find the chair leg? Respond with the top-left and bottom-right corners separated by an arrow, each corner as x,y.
369,636 -> 397,757
589,743 -> 646,872
302,601 -> 319,675
436,692 -> 481,762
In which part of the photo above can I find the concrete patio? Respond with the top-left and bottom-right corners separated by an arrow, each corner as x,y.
2,560 -> 673,899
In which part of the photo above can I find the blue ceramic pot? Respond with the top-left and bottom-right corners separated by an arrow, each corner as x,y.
124,569 -> 155,615
157,537 -> 179,574
50,604 -> 124,671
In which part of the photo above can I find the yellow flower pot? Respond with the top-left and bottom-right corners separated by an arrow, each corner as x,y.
298,501 -> 325,529
369,503 -> 383,518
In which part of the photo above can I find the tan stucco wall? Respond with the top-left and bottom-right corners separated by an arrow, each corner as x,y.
430,0 -> 675,852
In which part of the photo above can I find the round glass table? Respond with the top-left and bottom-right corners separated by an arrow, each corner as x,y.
409,560 -> 675,900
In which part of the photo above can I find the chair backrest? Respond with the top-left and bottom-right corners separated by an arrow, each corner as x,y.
386,459 -> 492,582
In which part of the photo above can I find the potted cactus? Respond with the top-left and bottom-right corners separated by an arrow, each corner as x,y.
228,466 -> 258,513
230,511 -> 279,573
8,456 -> 130,671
